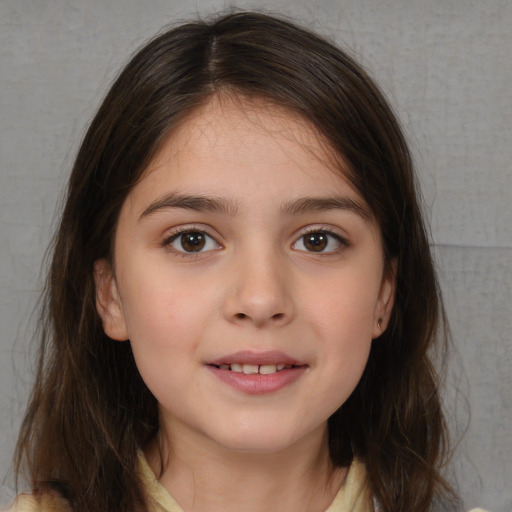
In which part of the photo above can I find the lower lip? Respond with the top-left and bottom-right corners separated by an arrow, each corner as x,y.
206,366 -> 307,394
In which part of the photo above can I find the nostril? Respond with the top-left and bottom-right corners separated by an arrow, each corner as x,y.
232,312 -> 286,322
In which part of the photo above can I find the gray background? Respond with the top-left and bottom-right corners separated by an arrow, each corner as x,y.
1,1 -> 510,510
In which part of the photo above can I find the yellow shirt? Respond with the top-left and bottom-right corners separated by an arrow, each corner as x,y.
7,454 -> 371,512
4,453 -> 491,512
139,454 -> 372,512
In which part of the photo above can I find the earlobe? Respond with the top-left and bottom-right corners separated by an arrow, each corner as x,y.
372,261 -> 397,339
93,259 -> 129,341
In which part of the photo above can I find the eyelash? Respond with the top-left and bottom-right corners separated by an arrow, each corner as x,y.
292,227 -> 349,254
162,226 -> 349,256
162,227 -> 220,257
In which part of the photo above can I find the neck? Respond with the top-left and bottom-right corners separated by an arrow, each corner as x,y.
145,422 -> 347,512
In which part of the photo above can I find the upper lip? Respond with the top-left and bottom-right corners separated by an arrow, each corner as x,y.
206,350 -> 305,366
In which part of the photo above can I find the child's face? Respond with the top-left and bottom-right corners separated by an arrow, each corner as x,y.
96,96 -> 394,455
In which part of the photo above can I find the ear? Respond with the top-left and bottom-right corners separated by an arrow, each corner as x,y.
93,259 -> 129,341
372,260 -> 397,339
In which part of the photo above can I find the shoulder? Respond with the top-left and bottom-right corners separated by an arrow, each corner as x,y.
5,494 -> 41,512
5,492 -> 72,512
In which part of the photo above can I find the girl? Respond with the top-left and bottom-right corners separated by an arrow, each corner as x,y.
10,11 -> 463,512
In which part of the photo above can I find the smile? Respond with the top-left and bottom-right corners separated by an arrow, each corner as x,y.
211,363 -> 296,374
206,351 -> 308,394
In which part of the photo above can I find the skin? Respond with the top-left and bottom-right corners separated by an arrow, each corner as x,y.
95,95 -> 395,512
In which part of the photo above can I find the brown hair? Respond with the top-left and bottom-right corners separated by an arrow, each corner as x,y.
15,11 -> 460,511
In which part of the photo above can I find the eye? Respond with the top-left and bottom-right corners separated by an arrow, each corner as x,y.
292,230 -> 345,253
167,230 -> 220,253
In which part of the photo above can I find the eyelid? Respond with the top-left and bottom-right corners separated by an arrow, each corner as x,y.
292,226 -> 349,253
162,225 -> 222,255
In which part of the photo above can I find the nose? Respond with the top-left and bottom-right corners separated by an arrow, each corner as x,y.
223,248 -> 294,328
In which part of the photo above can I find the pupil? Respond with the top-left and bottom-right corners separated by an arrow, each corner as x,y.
305,233 -> 327,252
181,232 -> 205,252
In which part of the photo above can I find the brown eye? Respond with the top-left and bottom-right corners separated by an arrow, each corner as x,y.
293,230 -> 345,253
304,233 -> 328,252
180,232 -> 206,252
168,231 -> 219,253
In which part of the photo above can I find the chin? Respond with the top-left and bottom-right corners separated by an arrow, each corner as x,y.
218,436 -> 302,455
207,420 -> 321,456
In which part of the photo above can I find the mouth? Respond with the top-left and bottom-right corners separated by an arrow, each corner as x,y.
206,350 -> 306,372
205,351 -> 308,394
209,363 -> 301,375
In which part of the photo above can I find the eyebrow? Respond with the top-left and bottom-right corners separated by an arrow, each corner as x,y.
280,196 -> 370,220
139,193 -> 370,221
139,193 -> 240,220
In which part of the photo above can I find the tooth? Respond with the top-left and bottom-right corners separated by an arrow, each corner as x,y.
242,364 -> 259,375
219,364 -> 229,370
259,364 -> 277,375
276,364 -> 286,371
231,363 -> 243,372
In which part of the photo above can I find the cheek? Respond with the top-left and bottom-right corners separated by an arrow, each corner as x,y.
118,256 -> 214,336
303,268 -> 382,340
300,265 -> 381,404
116,261 -> 226,387
123,289 -> 205,410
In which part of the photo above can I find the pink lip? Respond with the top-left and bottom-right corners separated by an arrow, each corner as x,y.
205,350 -> 308,395
207,366 -> 307,394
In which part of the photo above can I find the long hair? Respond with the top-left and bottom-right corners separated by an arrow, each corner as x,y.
15,11 -> 459,511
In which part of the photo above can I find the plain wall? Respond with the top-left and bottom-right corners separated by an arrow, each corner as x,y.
1,1 -> 510,510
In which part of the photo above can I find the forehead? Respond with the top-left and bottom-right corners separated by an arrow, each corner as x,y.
124,94 -> 370,220
144,95 -> 349,187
